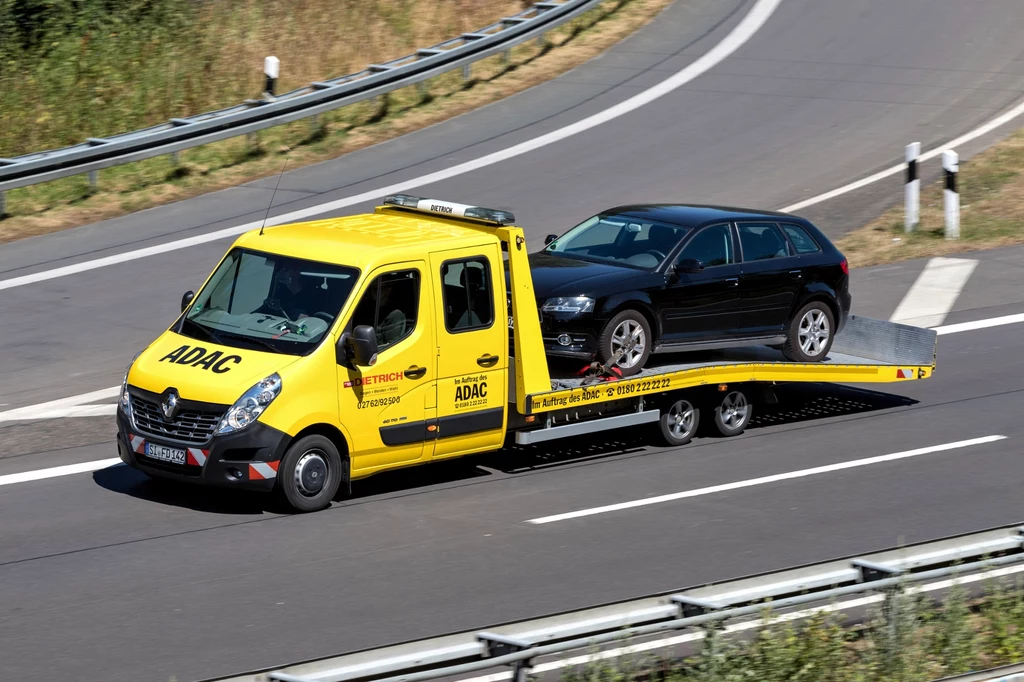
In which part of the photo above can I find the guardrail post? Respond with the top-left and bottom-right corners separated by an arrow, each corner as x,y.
171,151 -> 180,167
0,190 -> 6,217
88,170 -> 98,192
462,63 -> 472,81
477,632 -> 535,682
905,141 -> 920,232
264,56 -> 280,99
853,559 -> 908,676
943,149 -> 960,239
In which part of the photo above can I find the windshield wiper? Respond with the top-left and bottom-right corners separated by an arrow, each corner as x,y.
215,329 -> 282,354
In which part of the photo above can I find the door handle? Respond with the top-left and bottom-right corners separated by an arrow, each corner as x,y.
404,365 -> 427,379
725,277 -> 739,287
477,354 -> 499,367
789,269 -> 803,279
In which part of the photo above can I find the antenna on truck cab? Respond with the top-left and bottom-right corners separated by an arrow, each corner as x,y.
259,158 -> 290,236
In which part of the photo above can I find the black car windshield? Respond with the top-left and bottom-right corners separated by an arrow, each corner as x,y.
544,213 -> 690,269
177,248 -> 359,356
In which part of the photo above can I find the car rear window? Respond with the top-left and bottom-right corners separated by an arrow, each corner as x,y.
781,223 -> 821,254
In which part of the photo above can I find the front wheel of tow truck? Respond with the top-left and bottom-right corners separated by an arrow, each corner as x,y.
277,435 -> 344,513
657,398 -> 700,446
712,388 -> 752,437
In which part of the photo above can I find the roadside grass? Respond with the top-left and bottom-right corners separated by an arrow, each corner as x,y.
838,128 -> 1024,268
0,0 -> 674,243
558,573 -> 1024,682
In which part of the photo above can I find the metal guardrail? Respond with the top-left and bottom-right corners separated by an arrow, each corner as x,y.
0,0 -> 609,193
211,525 -> 1024,682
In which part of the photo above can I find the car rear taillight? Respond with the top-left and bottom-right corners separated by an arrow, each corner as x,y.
840,258 -> 849,275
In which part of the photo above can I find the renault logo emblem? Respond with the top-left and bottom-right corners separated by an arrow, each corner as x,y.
161,390 -> 180,421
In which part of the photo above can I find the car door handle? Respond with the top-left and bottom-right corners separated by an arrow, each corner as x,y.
789,269 -> 803,279
477,354 -> 499,367
725,277 -> 739,287
404,365 -> 427,379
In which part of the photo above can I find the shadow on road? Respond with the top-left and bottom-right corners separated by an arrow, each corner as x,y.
93,382 -> 917,513
92,465 -> 276,515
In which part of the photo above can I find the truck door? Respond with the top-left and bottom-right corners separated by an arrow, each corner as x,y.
430,247 -> 508,459
338,263 -> 435,472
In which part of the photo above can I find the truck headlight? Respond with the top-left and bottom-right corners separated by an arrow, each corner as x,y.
218,374 -> 282,435
541,296 -> 595,314
119,369 -> 132,417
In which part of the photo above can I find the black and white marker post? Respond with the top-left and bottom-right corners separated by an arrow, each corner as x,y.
263,56 -> 280,100
904,142 -> 920,231
943,149 -> 960,239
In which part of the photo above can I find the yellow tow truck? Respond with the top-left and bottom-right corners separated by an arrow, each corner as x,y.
116,195 -> 937,511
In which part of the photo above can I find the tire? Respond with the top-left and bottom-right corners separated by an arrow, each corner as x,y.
657,397 -> 700,446
597,309 -> 652,377
713,389 -> 752,437
276,435 -> 345,513
782,300 -> 835,362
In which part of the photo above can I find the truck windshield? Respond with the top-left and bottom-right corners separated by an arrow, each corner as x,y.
543,213 -> 690,269
177,248 -> 359,356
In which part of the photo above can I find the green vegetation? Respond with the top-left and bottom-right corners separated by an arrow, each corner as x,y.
559,573 -> 1024,682
0,0 -> 669,241
0,0 -> 524,156
838,127 -> 1024,267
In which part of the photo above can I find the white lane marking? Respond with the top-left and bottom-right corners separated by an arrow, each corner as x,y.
525,435 -> 1007,524
450,563 -> 1024,682
0,458 -> 123,487
0,0 -> 783,293
889,257 -> 978,328
934,312 -> 1024,335
780,96 -> 1024,213
0,386 -> 120,423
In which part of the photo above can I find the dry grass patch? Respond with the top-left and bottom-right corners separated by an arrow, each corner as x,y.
838,128 -> 1024,268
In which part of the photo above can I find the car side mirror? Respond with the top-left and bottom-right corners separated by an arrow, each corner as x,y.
345,325 -> 379,367
678,258 -> 705,274
181,290 -> 194,312
544,234 -> 558,246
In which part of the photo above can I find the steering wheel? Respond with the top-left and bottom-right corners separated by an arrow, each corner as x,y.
264,297 -> 285,315
645,249 -> 667,261
313,311 -> 335,323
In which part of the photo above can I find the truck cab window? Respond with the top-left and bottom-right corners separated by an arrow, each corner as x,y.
441,258 -> 494,332
351,270 -> 419,351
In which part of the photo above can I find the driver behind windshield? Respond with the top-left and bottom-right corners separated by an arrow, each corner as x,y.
264,266 -> 310,320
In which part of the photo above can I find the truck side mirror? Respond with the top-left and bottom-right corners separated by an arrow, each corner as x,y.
678,258 -> 705,274
181,290 -> 194,312
345,325 -> 379,367
544,234 -> 558,246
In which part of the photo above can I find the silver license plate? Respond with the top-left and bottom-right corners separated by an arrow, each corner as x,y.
145,442 -> 186,465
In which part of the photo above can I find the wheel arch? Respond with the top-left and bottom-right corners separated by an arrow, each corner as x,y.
599,294 -> 660,337
790,287 -> 839,329
288,423 -> 352,491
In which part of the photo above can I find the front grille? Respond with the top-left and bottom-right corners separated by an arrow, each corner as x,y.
130,396 -> 224,445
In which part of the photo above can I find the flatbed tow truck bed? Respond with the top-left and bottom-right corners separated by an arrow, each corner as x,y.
511,315 -> 936,444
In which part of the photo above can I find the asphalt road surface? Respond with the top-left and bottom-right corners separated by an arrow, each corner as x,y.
1,0 -> 1023,680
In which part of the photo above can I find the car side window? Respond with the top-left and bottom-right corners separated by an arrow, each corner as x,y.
350,270 -> 419,352
441,257 -> 494,332
678,224 -> 734,267
737,223 -> 791,262
781,223 -> 821,254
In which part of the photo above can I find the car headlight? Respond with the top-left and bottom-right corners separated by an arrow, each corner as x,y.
541,296 -> 595,314
218,373 -> 282,435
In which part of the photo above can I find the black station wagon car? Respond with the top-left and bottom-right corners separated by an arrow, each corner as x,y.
529,204 -> 851,376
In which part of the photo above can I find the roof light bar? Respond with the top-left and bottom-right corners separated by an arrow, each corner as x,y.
382,194 -> 515,225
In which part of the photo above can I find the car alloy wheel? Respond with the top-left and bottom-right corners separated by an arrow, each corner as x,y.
610,319 -> 646,369
797,309 -> 830,357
